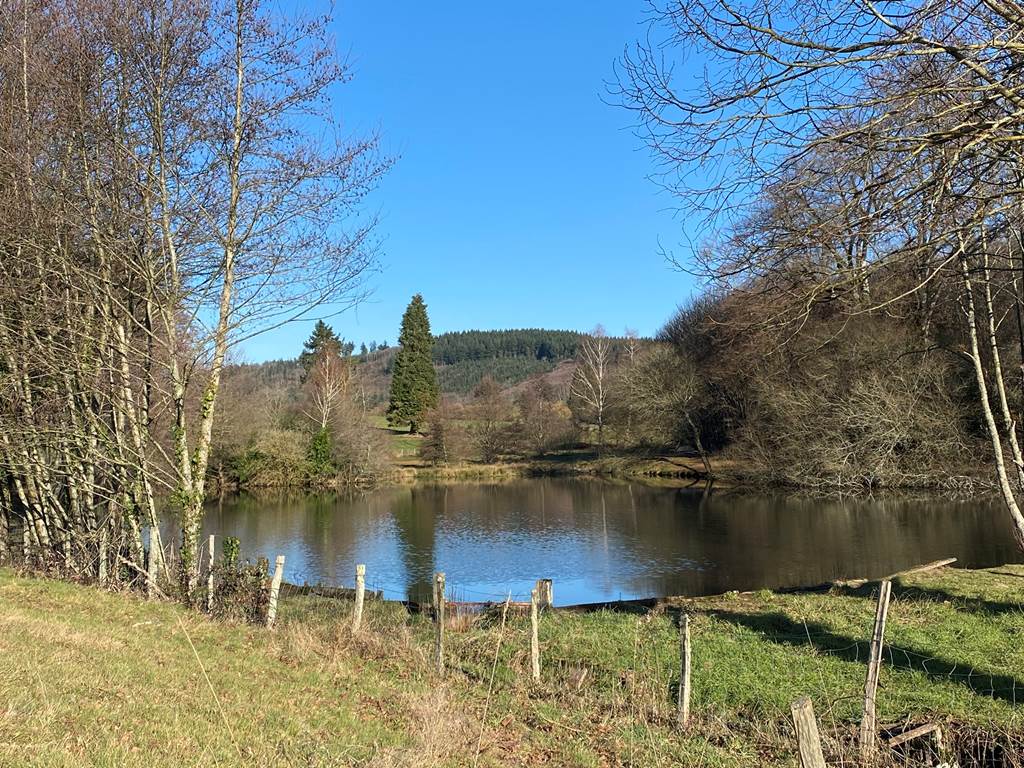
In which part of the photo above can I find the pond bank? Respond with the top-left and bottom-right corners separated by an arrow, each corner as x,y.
386,452 -> 734,485
3,563 -> 1022,766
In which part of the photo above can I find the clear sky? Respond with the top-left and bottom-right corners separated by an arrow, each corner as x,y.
243,1 -> 698,362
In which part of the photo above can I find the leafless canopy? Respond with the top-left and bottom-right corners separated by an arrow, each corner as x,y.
618,0 -> 1024,545
0,0 -> 385,590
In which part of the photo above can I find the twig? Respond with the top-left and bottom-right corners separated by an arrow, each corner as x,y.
117,554 -> 171,601
176,614 -> 243,760
473,592 -> 511,768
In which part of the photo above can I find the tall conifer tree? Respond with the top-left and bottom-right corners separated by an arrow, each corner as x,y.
387,294 -> 439,432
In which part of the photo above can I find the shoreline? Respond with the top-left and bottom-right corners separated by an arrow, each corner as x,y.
369,453 -> 990,495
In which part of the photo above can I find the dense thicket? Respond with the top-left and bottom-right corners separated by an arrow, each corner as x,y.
0,0 -> 382,594
212,324 -> 386,490
616,0 -> 1024,542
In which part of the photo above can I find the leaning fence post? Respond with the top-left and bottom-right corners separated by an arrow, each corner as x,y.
860,579 -> 892,761
206,535 -> 215,613
97,523 -> 108,587
678,613 -> 692,728
352,563 -> 366,632
530,587 -> 541,682
147,527 -> 159,599
434,572 -> 446,674
266,555 -> 285,629
791,696 -> 828,768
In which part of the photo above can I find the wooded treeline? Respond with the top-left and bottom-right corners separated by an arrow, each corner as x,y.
613,0 -> 1024,546
432,329 -> 584,365
0,0 -> 382,595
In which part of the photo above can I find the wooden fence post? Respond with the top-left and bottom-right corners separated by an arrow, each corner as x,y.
791,696 -> 828,768
860,579 -> 892,761
352,563 -> 366,632
97,522 -> 108,587
206,535 -> 215,613
266,555 -> 285,629
535,578 -> 553,610
678,613 -> 692,728
147,527 -> 159,599
530,587 -> 541,682
434,572 -> 446,674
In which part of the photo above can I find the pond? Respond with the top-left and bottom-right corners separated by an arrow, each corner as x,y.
196,478 -> 1022,606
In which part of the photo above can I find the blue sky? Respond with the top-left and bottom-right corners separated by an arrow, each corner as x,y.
244,1 -> 698,362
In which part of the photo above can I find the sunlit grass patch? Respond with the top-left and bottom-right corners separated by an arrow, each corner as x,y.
2,565 -> 1023,766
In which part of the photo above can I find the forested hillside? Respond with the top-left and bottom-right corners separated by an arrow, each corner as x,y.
229,328 -> 595,400
432,329 -> 583,364
431,329 -> 584,394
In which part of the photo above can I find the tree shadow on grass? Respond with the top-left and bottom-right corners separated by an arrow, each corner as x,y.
829,580 -> 1024,620
704,608 -> 1024,706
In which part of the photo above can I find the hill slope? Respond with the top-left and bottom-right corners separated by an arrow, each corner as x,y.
233,328 -> 590,403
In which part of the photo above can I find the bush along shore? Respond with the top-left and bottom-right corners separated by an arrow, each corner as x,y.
2,554 -> 1023,767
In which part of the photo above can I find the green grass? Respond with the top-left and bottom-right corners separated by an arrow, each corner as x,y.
2,565 -> 1023,766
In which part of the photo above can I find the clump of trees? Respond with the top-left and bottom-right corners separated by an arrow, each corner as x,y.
212,321 -> 387,489
0,0 -> 384,594
614,0 -> 1024,521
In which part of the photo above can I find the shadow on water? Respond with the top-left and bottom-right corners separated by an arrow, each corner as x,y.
391,485 -> 442,605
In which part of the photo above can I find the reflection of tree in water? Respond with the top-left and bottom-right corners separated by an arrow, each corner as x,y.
438,481 -> 1016,600
203,491 -> 364,584
391,485 -> 445,604
206,480 -> 1018,604
615,490 -> 1019,598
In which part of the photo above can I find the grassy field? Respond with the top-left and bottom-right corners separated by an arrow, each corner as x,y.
2,565 -> 1023,766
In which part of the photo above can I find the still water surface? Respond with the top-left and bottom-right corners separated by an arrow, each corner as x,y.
198,478 -> 1022,606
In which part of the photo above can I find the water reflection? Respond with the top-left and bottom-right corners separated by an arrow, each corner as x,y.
194,479 -> 1022,606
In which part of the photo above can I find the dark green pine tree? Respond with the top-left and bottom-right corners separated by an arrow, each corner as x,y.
387,294 -> 439,432
299,320 -> 342,381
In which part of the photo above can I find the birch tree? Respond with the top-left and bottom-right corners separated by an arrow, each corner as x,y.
570,326 -> 613,453
0,0 -> 384,594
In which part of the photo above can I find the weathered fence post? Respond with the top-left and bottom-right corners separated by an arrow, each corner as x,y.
530,587 -> 541,682
352,563 -> 366,632
97,523 -> 108,587
860,579 -> 892,762
535,578 -> 553,610
678,613 -> 692,728
434,572 -> 446,674
791,696 -> 828,768
147,527 -> 159,599
266,555 -> 285,629
206,535 -> 215,613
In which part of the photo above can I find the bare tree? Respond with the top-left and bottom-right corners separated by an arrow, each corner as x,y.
622,344 -> 711,474
304,350 -> 352,431
618,0 -> 1024,549
0,0 -> 384,594
624,328 -> 640,365
571,326 -> 613,453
